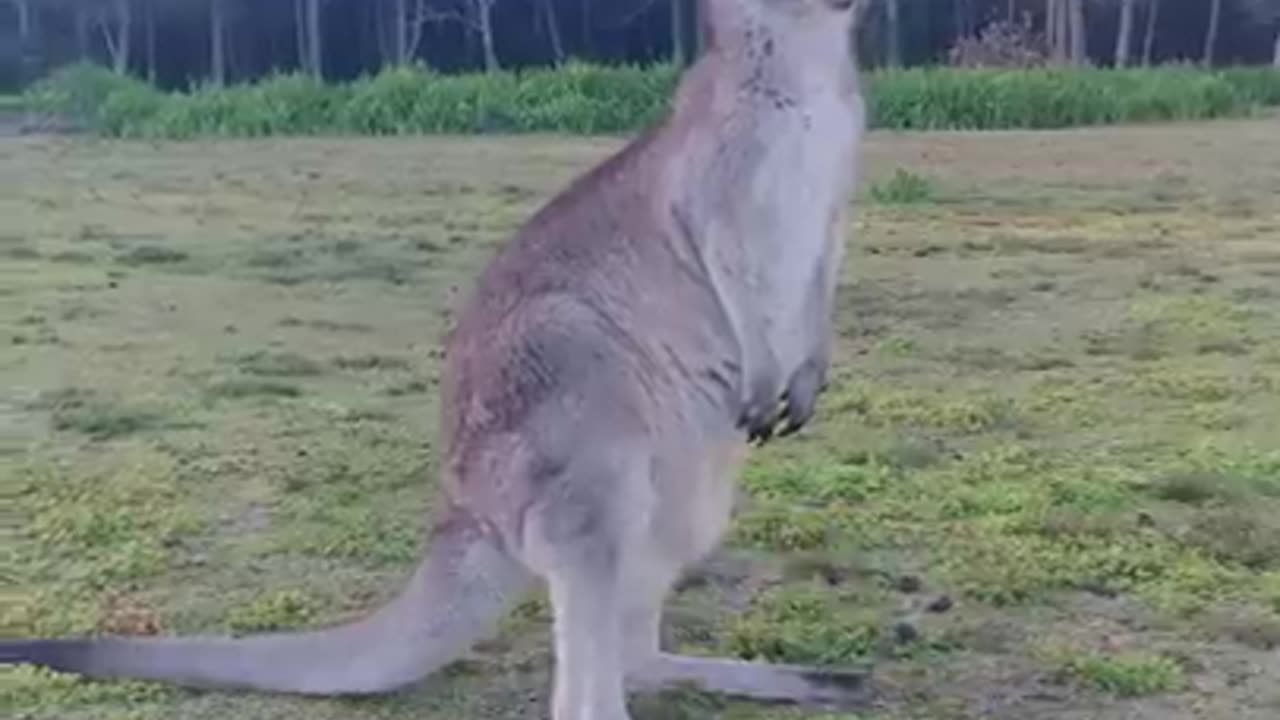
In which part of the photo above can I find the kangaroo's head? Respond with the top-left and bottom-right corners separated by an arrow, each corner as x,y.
702,0 -> 859,72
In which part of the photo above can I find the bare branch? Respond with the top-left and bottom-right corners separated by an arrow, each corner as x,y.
96,6 -> 121,60
599,0 -> 661,30
418,0 -> 479,32
407,0 -> 432,58
97,20 -> 119,60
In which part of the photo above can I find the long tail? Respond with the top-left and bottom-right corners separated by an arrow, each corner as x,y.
0,506 -> 532,695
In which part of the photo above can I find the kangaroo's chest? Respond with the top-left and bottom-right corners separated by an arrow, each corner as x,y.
751,96 -> 855,268
744,93 -> 861,358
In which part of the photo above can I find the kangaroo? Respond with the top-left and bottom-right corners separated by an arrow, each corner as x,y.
2,1 -> 870,718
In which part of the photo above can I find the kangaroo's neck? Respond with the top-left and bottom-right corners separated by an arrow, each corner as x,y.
661,16 -> 860,151
696,7 -> 858,100
656,31 -> 862,208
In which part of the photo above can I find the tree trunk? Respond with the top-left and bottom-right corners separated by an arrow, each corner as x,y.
477,0 -> 499,72
374,0 -> 389,64
99,0 -> 133,74
1068,0 -> 1085,65
954,0 -> 967,39
1141,0 -> 1159,65
211,0 -> 226,85
1046,0 -> 1058,62
407,0 -> 427,60
121,0 -> 134,74
1060,0 -> 1071,62
306,0 -> 323,77
14,0 -> 29,37
76,5 -> 91,61
146,0 -> 157,82
886,0 -> 901,67
541,0 -> 565,65
1273,25 -> 1280,68
672,0 -> 686,66
394,0 -> 408,63
13,0 -> 29,50
1050,0 -> 1070,65
14,0 -> 38,87
1114,0 -> 1134,67
386,0 -> 427,65
1202,0 -> 1220,66
119,0 -> 134,74
692,0 -> 703,57
295,0 -> 307,71
292,0 -> 322,75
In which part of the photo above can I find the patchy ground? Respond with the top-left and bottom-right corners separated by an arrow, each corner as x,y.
2,117 -> 1279,720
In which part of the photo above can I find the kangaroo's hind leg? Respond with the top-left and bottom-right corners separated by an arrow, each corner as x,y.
546,557 -> 631,720
520,443 -> 660,720
616,439 -> 743,676
623,440 -> 876,711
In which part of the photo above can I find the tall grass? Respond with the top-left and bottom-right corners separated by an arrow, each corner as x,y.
869,66 -> 1269,129
24,61 -> 1280,139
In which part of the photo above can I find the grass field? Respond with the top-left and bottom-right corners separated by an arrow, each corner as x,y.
3,116 -> 1280,720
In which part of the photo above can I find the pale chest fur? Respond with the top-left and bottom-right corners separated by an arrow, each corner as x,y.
744,89 -> 862,373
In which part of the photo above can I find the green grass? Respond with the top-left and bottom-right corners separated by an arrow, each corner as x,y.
3,116 -> 1280,718
868,169 -> 937,205
224,590 -> 317,634
23,61 -> 1280,139
1047,648 -> 1187,697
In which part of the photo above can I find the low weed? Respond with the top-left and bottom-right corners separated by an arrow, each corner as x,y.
722,582 -> 884,665
1047,648 -> 1186,697
115,245 -> 191,266
205,377 -> 304,400
868,169 -> 935,205
41,390 -> 166,440
233,350 -> 325,378
225,590 -> 316,634
333,353 -> 412,372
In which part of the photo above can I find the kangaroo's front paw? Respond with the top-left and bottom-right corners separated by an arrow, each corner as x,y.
778,357 -> 828,438
742,386 -> 778,443
737,377 -> 784,446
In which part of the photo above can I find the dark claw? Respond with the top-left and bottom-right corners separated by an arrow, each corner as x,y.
749,421 -> 774,446
737,365 -> 786,445
777,359 -> 827,438
738,401 -> 782,446
777,396 -> 814,437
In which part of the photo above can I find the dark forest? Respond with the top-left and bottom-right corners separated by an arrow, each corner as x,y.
1,1 -> 1278,92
